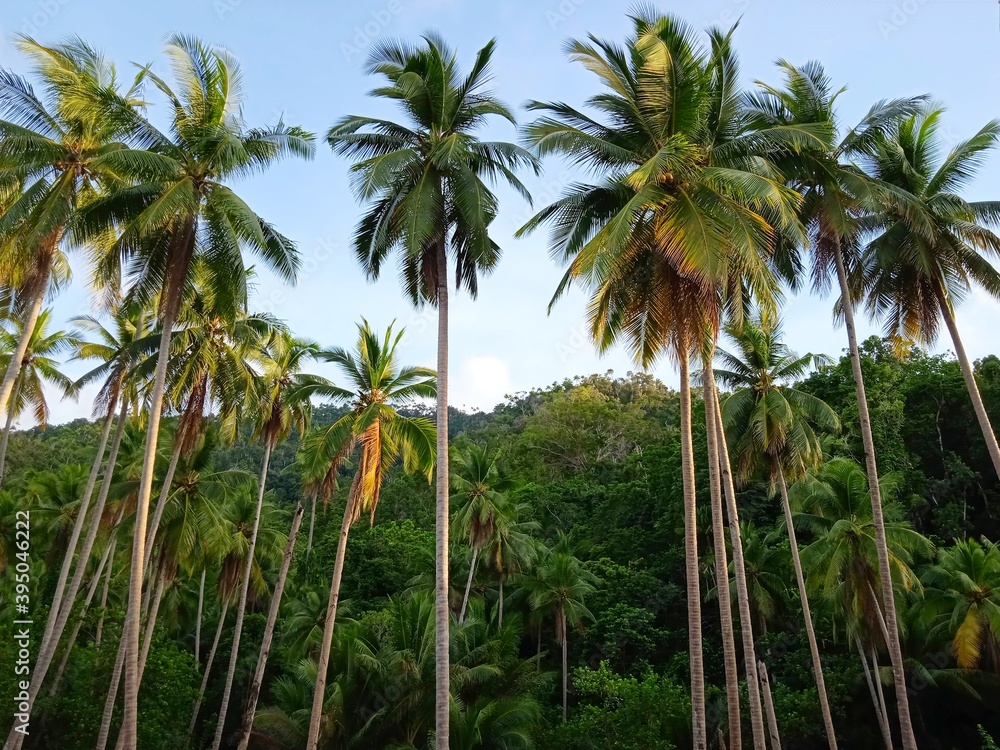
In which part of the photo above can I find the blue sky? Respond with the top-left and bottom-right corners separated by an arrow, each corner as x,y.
2,0 -> 999,425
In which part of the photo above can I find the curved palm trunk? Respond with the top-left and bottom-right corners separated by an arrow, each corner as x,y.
49,533 -> 116,696
0,398 -> 16,488
759,660 -> 782,750
704,367 -> 742,750
498,578 -> 504,626
433,238 -> 452,750
96,535 -> 118,648
459,547 -> 479,623
833,245 -> 918,750
195,569 -> 206,666
144,442 -> 183,575
0,240 -> 55,422
678,350 -> 706,750
307,482 -> 358,750
712,377 -> 767,750
187,601 -> 230,742
4,399 -> 124,750
778,472 -> 838,749
210,442 -> 273,750
96,627 -> 127,750
236,502 -> 305,750
120,306 -> 180,749
934,282 -> 1000,480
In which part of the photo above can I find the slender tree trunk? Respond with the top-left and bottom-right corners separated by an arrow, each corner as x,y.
236,502 -> 305,750
0,241 -> 54,422
561,611 -> 568,723
96,627 -> 127,750
934,282 -> 1000,480
459,547 -> 479,623
678,350 -> 706,750
536,622 -> 542,670
858,638 -> 894,750
50,533 -> 116,696
306,484 -> 358,750
871,647 -> 893,750
307,490 -> 317,559
712,375 -> 767,749
211,442 -> 273,750
833,244 -> 917,750
143,442 -> 183,575
4,399 -> 123,750
433,237 -> 451,750
759,660 -> 782,750
188,601 -> 230,742
0,398 -> 15,488
121,303 -> 180,750
704,366 -> 742,750
195,569 -> 206,666
96,536 -> 117,648
498,578 -> 504,626
778,473 -> 838,749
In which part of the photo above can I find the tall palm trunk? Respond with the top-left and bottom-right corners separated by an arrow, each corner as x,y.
96,535 -> 118,648
778,472 -> 838,749
561,610 -> 568,723
236,502 -> 305,750
144,442 -> 183,574
121,304 -> 181,749
498,578 -> 504,626
307,490 -> 317,559
678,349 -> 706,750
712,379 -> 768,750
934,281 -> 1000,480
195,569 -> 206,666
50,532 -> 116,696
0,239 -> 56,422
759,660 -> 782,750
188,601 -> 230,742
833,244 -> 918,750
704,366 -> 742,750
4,398 -> 124,750
96,624 -> 127,750
307,479 -> 359,750
210,441 -> 273,750
858,638 -> 893,750
459,547 -> 479,623
0,393 -> 16,487
434,237 -> 451,750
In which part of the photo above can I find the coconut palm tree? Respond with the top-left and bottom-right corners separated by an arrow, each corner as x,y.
73,35 -> 313,746
451,443 -> 516,622
299,320 -> 436,749
0,307 -> 78,482
0,37 -> 145,432
746,60 -> 929,749
518,14 -> 804,746
858,108 -> 1000,480
210,331 -> 316,750
794,459 -> 933,644
526,538 -> 598,723
717,313 -> 841,748
922,537 -> 1000,672
327,38 -> 538,746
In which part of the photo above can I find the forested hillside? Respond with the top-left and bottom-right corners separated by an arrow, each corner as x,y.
3,338 -> 999,749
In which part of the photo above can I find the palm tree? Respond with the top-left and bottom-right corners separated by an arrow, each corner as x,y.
75,35 -> 313,747
923,538 -> 1000,672
746,60 -> 929,749
0,37 -> 144,429
794,459 -> 933,644
299,320 -> 436,750
517,14 -> 803,746
210,331 -> 316,750
717,313 -> 841,749
327,38 -> 538,746
527,538 -> 598,723
0,307 -> 78,482
451,443 -> 516,621
858,108 -> 1000,480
